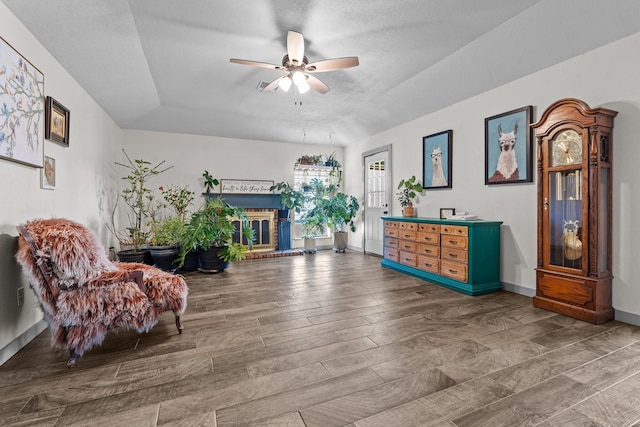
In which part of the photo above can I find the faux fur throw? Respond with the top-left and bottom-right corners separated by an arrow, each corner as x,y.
16,218 -> 188,358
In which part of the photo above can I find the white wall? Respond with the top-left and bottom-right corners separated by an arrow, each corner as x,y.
345,31 -> 640,321
0,3 -> 123,364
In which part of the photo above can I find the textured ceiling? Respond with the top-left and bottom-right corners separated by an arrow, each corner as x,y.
3,0 -> 640,146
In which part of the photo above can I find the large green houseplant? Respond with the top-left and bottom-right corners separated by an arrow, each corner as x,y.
324,192 -> 360,252
178,197 -> 255,272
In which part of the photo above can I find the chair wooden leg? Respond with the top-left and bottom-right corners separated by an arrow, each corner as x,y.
67,349 -> 79,368
175,313 -> 183,334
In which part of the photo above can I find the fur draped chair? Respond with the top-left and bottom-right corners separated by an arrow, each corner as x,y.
15,218 -> 188,367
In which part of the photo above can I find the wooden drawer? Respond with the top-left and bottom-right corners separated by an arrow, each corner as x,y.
399,251 -> 417,267
384,228 -> 399,238
399,230 -> 417,241
384,247 -> 399,262
385,237 -> 399,248
399,240 -> 417,252
441,235 -> 468,250
441,224 -> 468,236
419,223 -> 441,233
416,243 -> 440,258
441,260 -> 468,283
417,255 -> 440,274
441,247 -> 468,264
416,232 -> 440,245
385,221 -> 399,229
398,222 -> 417,231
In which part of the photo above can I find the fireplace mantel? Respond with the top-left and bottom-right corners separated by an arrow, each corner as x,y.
210,193 -> 284,210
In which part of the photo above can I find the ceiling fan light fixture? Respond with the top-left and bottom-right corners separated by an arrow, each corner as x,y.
292,71 -> 306,85
278,76 -> 292,92
297,78 -> 310,94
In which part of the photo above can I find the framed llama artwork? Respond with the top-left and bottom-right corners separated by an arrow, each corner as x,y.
485,105 -> 533,185
423,130 -> 452,189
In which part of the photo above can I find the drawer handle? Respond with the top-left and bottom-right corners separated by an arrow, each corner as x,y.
404,258 -> 412,262
449,269 -> 458,274
423,263 -> 432,268
450,254 -> 458,258
449,241 -> 457,245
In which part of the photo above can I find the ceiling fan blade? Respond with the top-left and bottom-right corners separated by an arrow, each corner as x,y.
306,74 -> 330,94
230,58 -> 284,71
261,75 -> 288,92
306,56 -> 359,72
287,31 -> 305,65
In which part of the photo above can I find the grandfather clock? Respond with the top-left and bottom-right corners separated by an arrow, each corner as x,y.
531,98 -> 617,324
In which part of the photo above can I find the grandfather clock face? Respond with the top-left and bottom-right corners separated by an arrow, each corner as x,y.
551,130 -> 583,167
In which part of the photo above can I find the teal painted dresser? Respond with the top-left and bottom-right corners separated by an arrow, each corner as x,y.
381,217 -> 503,295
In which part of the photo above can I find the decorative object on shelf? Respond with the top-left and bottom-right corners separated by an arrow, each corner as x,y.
40,156 -> 55,190
202,170 -> 219,194
531,98 -> 617,324
423,130 -> 452,189
396,176 -> 423,217
220,179 -> 274,194
296,154 -> 323,166
45,96 -> 70,146
0,36 -> 45,168
381,217 -> 502,295
440,208 -> 455,220
485,105 -> 533,185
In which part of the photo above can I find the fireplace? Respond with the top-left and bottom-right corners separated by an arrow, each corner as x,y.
233,209 -> 277,252
218,193 -> 289,252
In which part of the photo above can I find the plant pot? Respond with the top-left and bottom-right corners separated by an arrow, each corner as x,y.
180,249 -> 200,271
117,248 -> 150,263
303,237 -> 317,254
402,206 -> 415,217
150,245 -> 180,271
333,231 -> 348,252
198,246 -> 229,273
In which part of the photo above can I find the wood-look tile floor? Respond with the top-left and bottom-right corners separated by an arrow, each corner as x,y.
2,251 -> 640,426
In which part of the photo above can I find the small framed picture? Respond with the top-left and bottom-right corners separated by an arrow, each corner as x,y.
423,130 -> 453,189
440,208 -> 455,219
41,156 -> 55,189
45,96 -> 70,146
485,105 -> 533,185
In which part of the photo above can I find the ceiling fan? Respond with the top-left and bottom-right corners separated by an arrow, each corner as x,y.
230,31 -> 359,94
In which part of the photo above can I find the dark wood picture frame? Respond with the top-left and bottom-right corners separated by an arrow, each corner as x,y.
485,105 -> 533,185
423,130 -> 453,189
45,96 -> 70,146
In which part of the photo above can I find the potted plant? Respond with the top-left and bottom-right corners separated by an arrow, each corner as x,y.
299,178 -> 334,253
270,181 -> 305,250
202,170 -> 219,194
149,215 -> 187,271
178,197 -> 255,273
325,192 -> 359,252
397,175 -> 423,217
113,151 -> 171,263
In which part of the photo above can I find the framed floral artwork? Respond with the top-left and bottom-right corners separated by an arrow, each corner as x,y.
0,36 -> 45,167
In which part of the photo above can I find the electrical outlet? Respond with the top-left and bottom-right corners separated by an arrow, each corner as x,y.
17,287 -> 24,307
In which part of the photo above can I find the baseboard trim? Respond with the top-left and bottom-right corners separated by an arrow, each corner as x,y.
611,309 -> 640,326
501,281 -> 536,298
0,319 -> 47,366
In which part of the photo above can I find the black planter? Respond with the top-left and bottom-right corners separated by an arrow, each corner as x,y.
150,245 -> 180,271
180,249 -> 200,272
117,249 -> 150,264
199,246 -> 229,273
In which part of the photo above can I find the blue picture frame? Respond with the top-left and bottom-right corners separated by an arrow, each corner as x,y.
485,106 -> 533,185
423,130 -> 452,189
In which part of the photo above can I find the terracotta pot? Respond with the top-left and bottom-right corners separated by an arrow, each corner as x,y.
402,206 -> 415,217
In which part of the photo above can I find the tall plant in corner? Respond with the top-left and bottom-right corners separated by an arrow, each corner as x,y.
113,150 -> 172,252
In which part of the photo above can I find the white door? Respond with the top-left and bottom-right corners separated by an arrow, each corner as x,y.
363,147 -> 390,255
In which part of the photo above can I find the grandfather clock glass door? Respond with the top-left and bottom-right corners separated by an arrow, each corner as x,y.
545,129 -> 587,274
